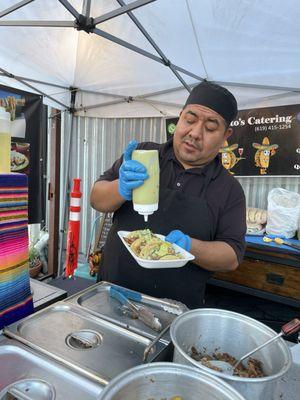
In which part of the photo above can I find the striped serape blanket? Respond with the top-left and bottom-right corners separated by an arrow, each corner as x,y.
0,173 -> 33,329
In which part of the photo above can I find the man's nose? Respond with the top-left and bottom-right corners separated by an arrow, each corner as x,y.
188,121 -> 204,139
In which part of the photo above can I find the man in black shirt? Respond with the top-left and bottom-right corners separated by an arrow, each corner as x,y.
90,81 -> 246,308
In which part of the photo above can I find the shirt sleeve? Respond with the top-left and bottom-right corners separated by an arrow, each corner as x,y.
215,179 -> 247,264
97,156 -> 123,182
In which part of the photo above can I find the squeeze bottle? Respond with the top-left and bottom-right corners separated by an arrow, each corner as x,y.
132,150 -> 159,222
0,107 -> 11,173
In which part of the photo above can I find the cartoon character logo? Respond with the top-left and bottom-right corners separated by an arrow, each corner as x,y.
219,140 -> 245,174
252,137 -> 279,175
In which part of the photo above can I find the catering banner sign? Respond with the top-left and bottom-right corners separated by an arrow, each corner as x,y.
0,84 -> 44,223
165,104 -> 300,176
227,104 -> 300,176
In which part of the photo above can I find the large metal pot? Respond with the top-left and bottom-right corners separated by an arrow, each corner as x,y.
99,362 -> 246,400
170,308 -> 292,400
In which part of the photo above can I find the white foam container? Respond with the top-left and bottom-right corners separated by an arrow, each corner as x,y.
118,230 -> 195,269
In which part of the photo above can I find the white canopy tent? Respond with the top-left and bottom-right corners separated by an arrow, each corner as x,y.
1,0 -> 300,118
1,0 -> 300,275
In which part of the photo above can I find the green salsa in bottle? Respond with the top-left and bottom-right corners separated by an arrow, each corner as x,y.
132,149 -> 159,222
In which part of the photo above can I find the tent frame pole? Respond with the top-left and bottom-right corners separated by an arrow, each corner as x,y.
92,26 -> 201,83
82,0 -> 91,18
116,0 -> 193,91
0,0 -> 34,18
78,88 -> 125,98
93,27 -> 165,64
74,97 -> 181,113
135,98 -> 181,108
216,80 -> 300,93
0,72 -> 69,90
0,67 -> 69,109
94,0 -> 156,25
0,0 -> 202,105
58,88 -> 77,275
48,108 -> 61,277
58,0 -> 80,19
0,20 -> 74,27
75,98 -> 127,112
1,1 -> 300,113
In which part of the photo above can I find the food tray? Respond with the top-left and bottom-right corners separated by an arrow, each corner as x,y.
66,281 -> 188,340
0,335 -> 103,399
118,230 -> 195,268
4,303 -> 166,384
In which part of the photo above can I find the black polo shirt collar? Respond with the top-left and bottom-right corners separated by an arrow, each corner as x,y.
161,138 -> 222,180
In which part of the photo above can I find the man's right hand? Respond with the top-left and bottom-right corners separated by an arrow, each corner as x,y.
118,140 -> 148,201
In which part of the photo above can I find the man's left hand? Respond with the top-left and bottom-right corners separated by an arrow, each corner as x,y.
165,230 -> 191,251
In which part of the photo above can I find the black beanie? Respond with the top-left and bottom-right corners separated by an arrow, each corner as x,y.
184,81 -> 238,124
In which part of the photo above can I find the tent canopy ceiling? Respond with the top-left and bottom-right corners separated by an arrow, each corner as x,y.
0,0 -> 300,117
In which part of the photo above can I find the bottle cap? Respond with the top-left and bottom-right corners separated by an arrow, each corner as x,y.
133,203 -> 158,222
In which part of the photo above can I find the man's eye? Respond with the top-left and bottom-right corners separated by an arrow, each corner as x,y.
186,119 -> 196,124
206,124 -> 217,131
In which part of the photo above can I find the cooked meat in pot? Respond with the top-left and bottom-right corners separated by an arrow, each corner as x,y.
190,346 -> 265,378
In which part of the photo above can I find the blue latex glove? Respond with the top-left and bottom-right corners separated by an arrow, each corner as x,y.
118,140 -> 148,201
165,230 -> 191,251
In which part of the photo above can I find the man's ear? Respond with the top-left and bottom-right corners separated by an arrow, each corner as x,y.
224,127 -> 233,140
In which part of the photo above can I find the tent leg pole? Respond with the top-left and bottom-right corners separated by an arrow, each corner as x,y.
48,109 -> 61,277
58,88 -> 77,276
58,112 -> 76,276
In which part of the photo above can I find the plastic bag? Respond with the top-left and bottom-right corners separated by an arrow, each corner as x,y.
266,188 -> 300,239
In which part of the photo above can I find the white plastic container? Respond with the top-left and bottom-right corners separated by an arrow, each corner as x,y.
132,149 -> 159,222
118,230 -> 195,268
0,107 -> 11,173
